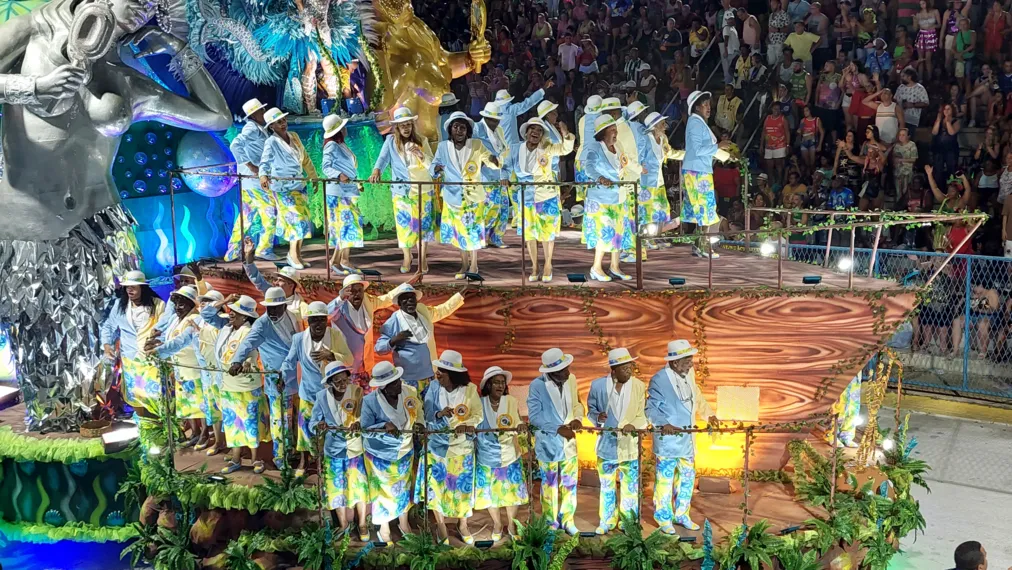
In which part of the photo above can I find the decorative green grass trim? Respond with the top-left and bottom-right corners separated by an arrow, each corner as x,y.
0,427 -> 135,464
0,520 -> 138,544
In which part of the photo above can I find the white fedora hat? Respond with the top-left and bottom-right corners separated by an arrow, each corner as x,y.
626,101 -> 648,121
198,290 -> 224,303
494,89 -> 514,104
440,92 -> 460,107
390,106 -> 419,124
539,347 -> 574,373
341,274 -> 371,291
537,100 -> 559,118
686,91 -> 711,113
607,347 -> 638,367
242,98 -> 267,118
480,101 -> 506,120
594,114 -> 621,135
324,361 -> 353,382
520,117 -> 549,139
443,111 -> 474,134
120,270 -> 148,286
664,339 -> 699,362
390,282 -> 423,302
479,365 -> 513,393
599,97 -> 624,112
323,114 -> 349,138
643,111 -> 666,130
306,300 -> 329,319
261,286 -> 289,307
432,349 -> 467,372
369,361 -> 404,388
277,266 -> 300,285
585,94 -> 604,113
263,107 -> 289,127
171,285 -> 199,305
227,295 -> 260,319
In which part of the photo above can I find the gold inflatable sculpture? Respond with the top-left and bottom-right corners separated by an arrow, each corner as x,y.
372,0 -> 491,139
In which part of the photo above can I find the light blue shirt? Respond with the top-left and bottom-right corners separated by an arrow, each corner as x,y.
786,0 -> 811,22
429,139 -> 492,207
360,390 -> 415,461
323,141 -> 360,198
473,120 -> 508,184
280,330 -> 329,402
681,114 -> 719,174
152,313 -> 199,360
374,318 -> 433,386
308,387 -> 352,459
372,135 -> 415,197
645,368 -> 696,459
100,300 -> 156,361
526,374 -> 575,463
578,111 -> 600,165
326,297 -> 367,375
583,141 -> 625,205
231,121 -> 268,190
231,313 -> 299,396
634,122 -> 664,189
259,135 -> 308,194
500,89 -> 545,145
243,262 -> 272,293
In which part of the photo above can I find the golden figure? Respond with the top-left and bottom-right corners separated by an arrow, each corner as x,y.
372,0 -> 490,139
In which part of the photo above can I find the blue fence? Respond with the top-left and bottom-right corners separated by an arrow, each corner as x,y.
754,241 -> 1012,401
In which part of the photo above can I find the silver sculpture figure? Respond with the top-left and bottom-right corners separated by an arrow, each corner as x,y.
0,0 -> 231,430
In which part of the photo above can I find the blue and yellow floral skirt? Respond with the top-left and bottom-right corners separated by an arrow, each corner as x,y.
520,197 -> 561,242
326,195 -> 364,249
680,170 -> 719,227
122,355 -> 163,415
393,188 -> 437,249
366,451 -> 415,524
324,453 -> 369,509
225,183 -> 278,260
474,459 -> 529,510
415,452 -> 475,518
220,387 -> 271,449
583,198 -> 632,252
174,367 -> 206,420
440,199 -> 486,251
274,187 -> 313,242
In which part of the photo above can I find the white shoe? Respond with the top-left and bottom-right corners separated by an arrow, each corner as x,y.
286,255 -> 305,270
589,269 -> 612,282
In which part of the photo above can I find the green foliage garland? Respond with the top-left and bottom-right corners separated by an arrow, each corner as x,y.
0,426 -> 135,464
0,520 -> 138,544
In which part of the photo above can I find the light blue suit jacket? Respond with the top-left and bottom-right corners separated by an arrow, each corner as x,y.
645,368 -> 696,459
231,314 -> 299,396
259,134 -> 309,193
323,141 -> 360,198
583,142 -> 625,204
231,121 -> 268,189
501,89 -> 545,145
681,114 -> 719,174
360,388 -> 419,461
526,374 -> 584,463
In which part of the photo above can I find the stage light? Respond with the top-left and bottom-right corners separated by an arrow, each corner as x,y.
359,268 -> 381,279
837,257 -> 853,272
679,536 -> 697,543
882,438 -> 895,451
474,539 -> 495,548
101,422 -> 139,454
708,236 -> 720,244
854,414 -> 866,427
579,531 -> 598,538
464,272 -> 484,283
148,445 -> 162,456
641,222 -> 659,236
668,277 -> 686,286
208,475 -> 227,483
759,241 -> 776,257
567,273 -> 587,283
802,275 -> 822,285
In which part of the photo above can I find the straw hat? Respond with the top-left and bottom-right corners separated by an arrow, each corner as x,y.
520,117 -> 549,139
585,94 -> 604,113
664,340 -> 698,362
443,111 -> 474,134
198,290 -> 224,303
537,100 -> 559,118
440,93 -> 460,107
390,107 -> 418,124
626,101 -> 647,121
227,295 -> 259,318
120,270 -> 148,286
171,286 -> 199,305
263,107 -> 289,127
599,97 -> 624,112
607,347 -> 638,367
494,89 -> 514,104
390,283 -> 423,302
594,115 -> 620,135
242,98 -> 267,118
432,349 -> 467,372
539,348 -> 574,373
306,301 -> 329,319
480,102 -> 506,120
261,287 -> 289,307
277,266 -> 300,285
323,114 -> 349,138
479,365 -> 513,393
370,361 -> 404,388
324,361 -> 353,382
341,274 -> 370,291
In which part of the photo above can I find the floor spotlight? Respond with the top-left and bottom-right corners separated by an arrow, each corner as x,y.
838,257 -> 854,272
464,272 -> 484,283
759,241 -> 776,257
641,222 -> 659,236
882,438 -> 895,451
101,422 -> 139,454
708,236 -> 720,244
567,273 -> 587,283
802,275 -> 822,285
359,268 -> 382,281
668,277 -> 686,286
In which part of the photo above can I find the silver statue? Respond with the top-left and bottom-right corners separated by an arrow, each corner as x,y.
0,0 -> 231,430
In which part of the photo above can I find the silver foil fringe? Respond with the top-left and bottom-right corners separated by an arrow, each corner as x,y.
0,206 -> 140,432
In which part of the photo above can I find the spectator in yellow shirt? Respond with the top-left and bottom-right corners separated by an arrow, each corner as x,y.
783,21 -> 821,72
